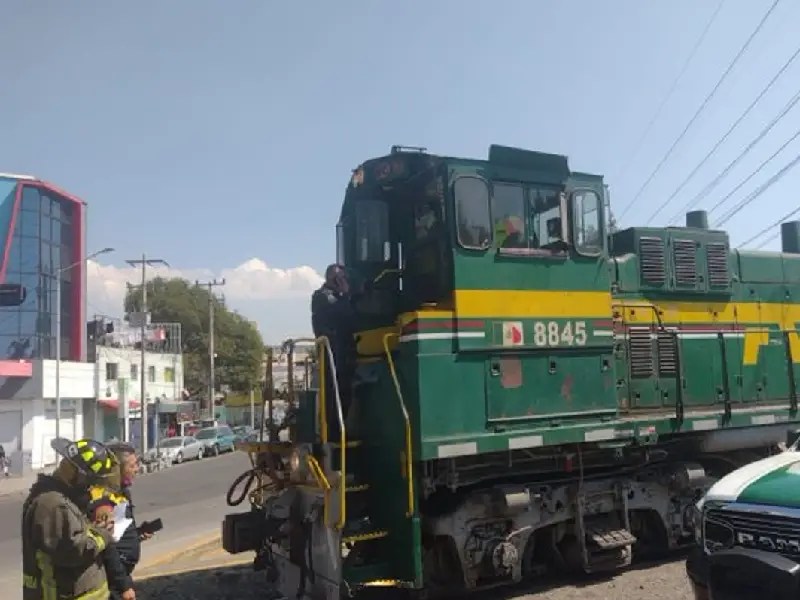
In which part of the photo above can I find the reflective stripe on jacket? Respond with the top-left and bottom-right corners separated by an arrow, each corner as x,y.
22,474 -> 111,600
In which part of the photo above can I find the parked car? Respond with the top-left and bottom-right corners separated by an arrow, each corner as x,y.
194,425 -> 236,456
147,436 -> 205,464
230,425 -> 252,448
232,425 -> 253,439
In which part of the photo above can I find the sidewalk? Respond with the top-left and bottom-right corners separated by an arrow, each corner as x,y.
136,537 -> 262,600
137,534 -> 253,579
0,470 -> 45,497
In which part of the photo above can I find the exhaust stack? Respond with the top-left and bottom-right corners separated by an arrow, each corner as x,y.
686,210 -> 709,229
781,221 -> 800,254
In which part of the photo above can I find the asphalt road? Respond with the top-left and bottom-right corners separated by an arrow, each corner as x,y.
0,450 -> 252,599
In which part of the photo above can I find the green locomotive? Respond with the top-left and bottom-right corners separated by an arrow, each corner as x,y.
222,144 -> 800,599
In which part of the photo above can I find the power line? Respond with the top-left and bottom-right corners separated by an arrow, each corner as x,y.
754,230 -> 780,249
715,150 -> 800,228
616,0 -> 781,222
653,40 -> 800,225
707,124 -> 800,217
672,83 -> 800,220
740,205 -> 800,246
610,0 -> 726,184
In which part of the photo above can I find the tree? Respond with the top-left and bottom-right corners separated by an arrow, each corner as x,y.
124,277 -> 264,395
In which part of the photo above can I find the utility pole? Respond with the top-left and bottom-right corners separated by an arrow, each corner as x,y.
126,254 -> 168,456
196,278 -> 225,420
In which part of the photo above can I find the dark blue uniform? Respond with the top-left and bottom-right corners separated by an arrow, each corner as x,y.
311,283 -> 356,440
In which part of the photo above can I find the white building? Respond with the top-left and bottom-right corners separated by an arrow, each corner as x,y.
0,346 -> 187,471
0,360 -> 95,470
92,345 -> 185,442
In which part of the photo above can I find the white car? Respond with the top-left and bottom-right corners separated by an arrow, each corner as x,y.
149,436 -> 205,464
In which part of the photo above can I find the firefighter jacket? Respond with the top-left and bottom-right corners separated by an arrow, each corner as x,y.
22,474 -> 112,600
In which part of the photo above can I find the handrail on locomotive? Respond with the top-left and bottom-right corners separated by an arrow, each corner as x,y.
382,331 -> 415,518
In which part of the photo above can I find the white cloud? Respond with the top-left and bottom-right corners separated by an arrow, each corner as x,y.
86,258 -> 323,341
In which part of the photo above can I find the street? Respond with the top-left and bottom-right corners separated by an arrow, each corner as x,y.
0,450 -> 251,600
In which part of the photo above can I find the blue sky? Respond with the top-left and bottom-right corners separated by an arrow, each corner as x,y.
1,0 -> 798,342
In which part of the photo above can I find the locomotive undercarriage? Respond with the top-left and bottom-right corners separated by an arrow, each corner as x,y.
223,436 -> 778,599
417,442 -> 774,595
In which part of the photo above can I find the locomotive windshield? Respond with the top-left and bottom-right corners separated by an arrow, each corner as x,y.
354,200 -> 390,263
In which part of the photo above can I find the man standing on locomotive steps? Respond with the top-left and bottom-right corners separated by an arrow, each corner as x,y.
311,263 -> 357,440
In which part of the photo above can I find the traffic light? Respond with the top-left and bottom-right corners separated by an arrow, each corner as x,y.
0,284 -> 26,307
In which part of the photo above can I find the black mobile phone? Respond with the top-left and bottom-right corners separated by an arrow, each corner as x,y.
138,518 -> 163,535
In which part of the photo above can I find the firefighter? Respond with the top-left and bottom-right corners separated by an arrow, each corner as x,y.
311,263 -> 357,440
22,437 -> 124,600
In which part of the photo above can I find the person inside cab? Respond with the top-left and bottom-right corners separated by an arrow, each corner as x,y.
495,215 -> 527,249
311,263 -> 357,440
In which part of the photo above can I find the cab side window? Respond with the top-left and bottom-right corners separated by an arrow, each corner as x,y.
454,177 -> 491,249
573,190 -> 603,255
492,183 -> 526,249
529,188 -> 563,249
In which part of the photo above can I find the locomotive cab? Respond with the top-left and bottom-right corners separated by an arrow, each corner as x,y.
337,146 -> 454,336
337,144 -> 610,353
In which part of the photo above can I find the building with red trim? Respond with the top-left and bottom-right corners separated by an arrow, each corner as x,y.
0,173 -> 93,469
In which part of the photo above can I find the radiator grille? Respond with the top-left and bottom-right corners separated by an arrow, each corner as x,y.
656,331 -> 677,376
705,508 -> 800,560
629,328 -> 654,378
639,237 -> 666,286
707,242 -> 730,287
673,239 -> 698,286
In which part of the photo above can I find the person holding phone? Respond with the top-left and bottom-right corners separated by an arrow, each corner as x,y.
106,442 -> 156,595
310,264 -> 358,440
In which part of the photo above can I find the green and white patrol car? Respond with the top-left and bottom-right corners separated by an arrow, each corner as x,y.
688,439 -> 800,600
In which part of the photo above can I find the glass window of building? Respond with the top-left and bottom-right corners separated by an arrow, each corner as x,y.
106,362 -> 118,380
0,184 -> 79,360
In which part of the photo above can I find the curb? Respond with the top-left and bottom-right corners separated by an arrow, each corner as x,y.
137,529 -> 221,571
138,551 -> 253,580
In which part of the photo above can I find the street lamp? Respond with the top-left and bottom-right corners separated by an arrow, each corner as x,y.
55,247 -> 114,442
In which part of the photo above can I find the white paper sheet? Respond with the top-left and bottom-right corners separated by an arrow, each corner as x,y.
112,501 -> 133,543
